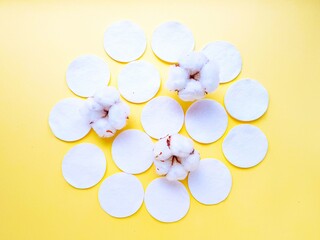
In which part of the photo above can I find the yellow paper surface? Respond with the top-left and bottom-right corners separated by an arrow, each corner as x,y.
0,0 -> 319,239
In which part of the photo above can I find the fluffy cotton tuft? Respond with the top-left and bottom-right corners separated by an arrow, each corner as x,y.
199,60 -> 220,92
166,66 -> 189,91
93,86 -> 120,108
153,138 -> 173,161
166,51 -> 220,101
179,51 -> 208,75
154,159 -> 171,175
80,86 -> 130,138
182,150 -> 200,172
170,134 -> 194,158
152,133 -> 200,181
91,117 -> 116,138
179,80 -> 205,102
166,161 -> 188,181
108,102 -> 130,130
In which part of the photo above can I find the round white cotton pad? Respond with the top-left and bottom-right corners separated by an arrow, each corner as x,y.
98,173 -> 144,218
49,98 -> 91,142
141,96 -> 184,139
104,20 -> 146,62
66,55 -> 110,97
185,99 -> 228,143
188,159 -> 232,205
222,124 -> 268,168
202,41 -> 242,83
118,61 -> 160,103
112,130 -> 154,174
144,177 -> 190,222
151,21 -> 194,63
224,79 -> 269,121
62,143 -> 106,189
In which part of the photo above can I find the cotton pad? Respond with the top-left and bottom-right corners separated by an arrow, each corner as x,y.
141,96 -> 184,139
118,60 -> 160,103
112,129 -> 154,174
62,143 -> 106,189
188,159 -> 232,205
66,55 -> 110,97
202,41 -> 242,83
151,21 -> 194,63
49,98 -> 91,142
185,99 -> 228,143
222,124 -> 268,168
224,79 -> 269,121
98,173 -> 144,218
144,177 -> 190,222
104,20 -> 146,62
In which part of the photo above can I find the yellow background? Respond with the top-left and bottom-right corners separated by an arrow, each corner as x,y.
0,0 -> 319,239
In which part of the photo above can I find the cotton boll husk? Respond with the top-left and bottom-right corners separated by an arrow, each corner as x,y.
178,80 -> 205,101
181,150 -> 200,172
91,117 -> 116,138
170,134 -> 194,158
153,138 -> 172,160
166,161 -> 188,181
93,86 -> 120,108
178,52 -> 208,75
154,159 -> 172,175
199,61 -> 220,93
166,66 -> 189,91
108,102 -> 130,130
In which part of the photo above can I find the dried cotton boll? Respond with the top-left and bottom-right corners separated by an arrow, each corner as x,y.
166,51 -> 220,102
80,86 -> 130,138
91,118 -> 116,138
152,133 -> 200,181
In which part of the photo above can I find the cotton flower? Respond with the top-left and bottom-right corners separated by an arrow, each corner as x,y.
166,51 -> 220,101
80,86 -> 130,138
153,133 -> 200,181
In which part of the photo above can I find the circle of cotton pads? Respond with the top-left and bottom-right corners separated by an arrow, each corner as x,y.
66,55 -> 110,97
151,21 -> 195,63
62,143 -> 106,189
49,98 -> 91,142
224,79 -> 269,121
98,173 -> 144,218
141,96 -> 184,139
112,130 -> 154,174
144,177 -> 190,222
222,124 -> 268,168
118,61 -> 160,103
103,20 -> 146,63
202,41 -> 242,83
188,159 -> 232,205
185,99 -> 228,144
